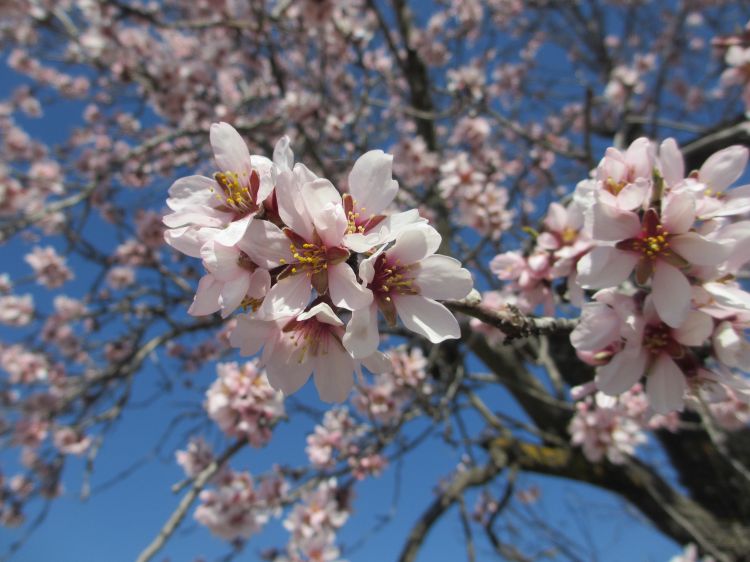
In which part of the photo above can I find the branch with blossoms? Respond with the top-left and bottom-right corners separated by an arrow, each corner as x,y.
3,2 -> 750,562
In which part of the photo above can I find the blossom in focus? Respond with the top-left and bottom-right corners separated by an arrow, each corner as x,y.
231,303 -> 389,402
344,223 -> 474,358
163,122 -> 276,257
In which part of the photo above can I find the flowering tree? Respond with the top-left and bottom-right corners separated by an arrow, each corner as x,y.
1,1 -> 750,561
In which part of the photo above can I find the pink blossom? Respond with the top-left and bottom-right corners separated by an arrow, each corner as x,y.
258,166 -> 373,318
569,389 -> 648,464
593,302 -> 713,413
176,437 -> 216,478
0,294 -> 33,326
231,303 -> 389,402
188,234 -> 278,318
578,191 -> 728,327
163,123 -> 276,257
344,224 -> 473,358
24,246 -> 74,288
205,360 -> 285,446
195,470 -> 270,540
305,407 -> 362,468
52,427 -> 91,456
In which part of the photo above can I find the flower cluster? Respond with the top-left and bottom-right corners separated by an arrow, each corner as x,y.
205,360 -> 285,447
194,468 -> 288,541
282,478 -> 349,562
165,123 -> 474,402
491,200 -> 591,314
305,407 -> 363,470
568,383 -> 678,464
568,138 -> 750,413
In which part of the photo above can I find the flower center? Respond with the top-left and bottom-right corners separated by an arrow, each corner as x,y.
289,241 -> 328,275
343,193 -> 386,235
282,317 -> 340,364
213,169 -> 261,216
636,228 -> 670,260
605,177 -> 627,196
370,253 -> 418,302
642,322 -> 682,358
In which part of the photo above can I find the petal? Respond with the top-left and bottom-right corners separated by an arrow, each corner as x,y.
328,262 -> 373,311
273,135 -> 294,173
659,138 -> 685,188
388,224 -> 442,264
661,191 -> 695,234
543,202 -> 567,232
394,295 -> 460,343
237,219 -> 293,269
229,314 -> 275,356
616,178 -> 650,211
704,282 -> 750,311
699,145 -> 749,192
669,232 -> 730,266
261,274 -> 311,318
569,303 -> 620,352
188,275 -> 222,316
213,215 -> 254,247
162,206 -> 231,229
163,226 -> 218,258
210,122 -> 251,172
577,247 -> 638,289
313,348 -> 355,403
344,209 -> 427,252
276,170 -> 314,240
361,351 -> 391,374
348,150 -> 398,214
313,202 -> 348,248
219,274 -> 251,317
652,262 -> 690,328
646,355 -> 686,414
414,255 -> 474,300
201,240 -> 240,280
166,175 -> 219,211
266,353 -> 312,397
709,184 -> 750,218
672,310 -> 713,347
298,302 -> 343,326
302,178 -> 343,224
595,349 -> 647,395
247,268 -> 272,299
250,155 -> 276,202
343,305 -> 380,358
589,200 -> 641,241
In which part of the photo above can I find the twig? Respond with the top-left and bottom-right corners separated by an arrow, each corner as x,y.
135,440 -> 245,562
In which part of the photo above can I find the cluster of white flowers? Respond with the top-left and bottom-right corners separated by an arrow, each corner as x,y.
164,123 -> 473,402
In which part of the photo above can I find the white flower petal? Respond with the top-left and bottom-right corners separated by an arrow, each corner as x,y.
388,224 -> 442,265
210,122 -> 251,172
646,355 -> 686,414
348,150 -> 398,214
343,305 -> 379,358
414,255 -> 473,300
394,295 -> 460,343
595,349 -> 647,395
652,261 -> 690,328
328,262 -> 373,311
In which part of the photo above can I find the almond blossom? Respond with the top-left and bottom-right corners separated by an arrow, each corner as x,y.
163,122 -> 276,258
343,223 -> 473,358
572,293 -> 715,413
579,190 -> 728,327
231,303 -> 389,402
204,361 -> 285,447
